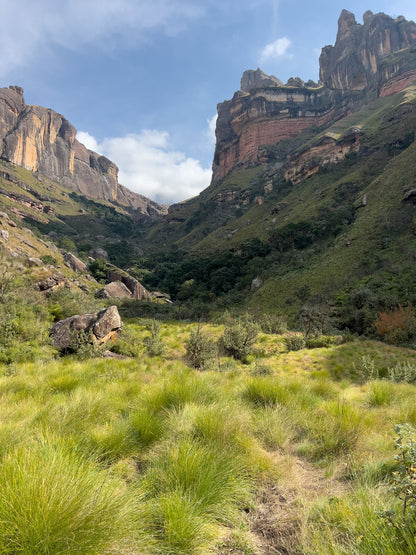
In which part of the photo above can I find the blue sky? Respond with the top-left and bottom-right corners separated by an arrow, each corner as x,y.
1,0 -> 416,204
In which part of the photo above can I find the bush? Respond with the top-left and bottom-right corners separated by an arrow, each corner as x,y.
67,330 -> 106,360
305,335 -> 343,349
387,362 -> 416,383
143,320 -> 166,356
296,304 -> 330,338
284,334 -> 306,351
111,325 -> 143,357
88,258 -> 108,282
375,303 -> 416,346
255,313 -> 287,334
185,327 -> 217,370
219,317 -> 259,361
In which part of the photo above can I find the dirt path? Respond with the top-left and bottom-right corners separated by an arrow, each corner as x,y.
218,455 -> 347,554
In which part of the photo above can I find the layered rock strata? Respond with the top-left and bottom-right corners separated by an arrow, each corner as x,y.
0,87 -> 167,220
213,11 -> 416,180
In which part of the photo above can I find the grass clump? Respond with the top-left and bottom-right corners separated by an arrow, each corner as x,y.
140,438 -> 252,553
0,437 -> 138,554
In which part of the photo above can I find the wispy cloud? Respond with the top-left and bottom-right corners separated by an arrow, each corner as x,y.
77,130 -> 211,204
206,115 -> 217,145
259,37 -> 293,63
0,0 -> 203,76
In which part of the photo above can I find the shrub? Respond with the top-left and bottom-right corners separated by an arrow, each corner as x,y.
143,320 -> 166,356
305,335 -> 343,349
185,327 -> 217,370
255,313 -> 287,334
375,303 -> 416,345
284,334 -> 306,351
48,288 -> 100,322
88,258 -> 108,282
67,329 -> 106,360
296,304 -> 330,338
220,316 -> 259,361
390,423 -> 416,517
353,355 -> 380,382
111,325 -> 143,357
387,362 -> 416,383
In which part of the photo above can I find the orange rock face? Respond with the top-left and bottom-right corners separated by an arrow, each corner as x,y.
0,86 -> 167,219
216,111 -> 335,179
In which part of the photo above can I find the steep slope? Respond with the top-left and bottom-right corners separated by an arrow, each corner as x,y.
0,86 -> 167,222
148,10 -> 416,250
141,10 -> 416,325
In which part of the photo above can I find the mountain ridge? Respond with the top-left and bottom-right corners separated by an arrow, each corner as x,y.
0,86 -> 167,222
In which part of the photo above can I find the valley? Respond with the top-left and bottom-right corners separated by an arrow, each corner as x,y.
1,7 -> 416,554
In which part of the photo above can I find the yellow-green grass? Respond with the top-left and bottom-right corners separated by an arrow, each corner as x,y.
1,322 -> 416,552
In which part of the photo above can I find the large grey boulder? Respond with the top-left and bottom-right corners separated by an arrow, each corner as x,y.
62,251 -> 87,273
97,281 -> 133,299
50,305 -> 122,350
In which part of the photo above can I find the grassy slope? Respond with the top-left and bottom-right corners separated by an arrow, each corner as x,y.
1,321 -> 416,553
143,83 -> 416,314
0,160 -> 138,244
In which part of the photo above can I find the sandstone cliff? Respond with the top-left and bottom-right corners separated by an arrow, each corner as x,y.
0,87 -> 167,220
213,11 -> 416,180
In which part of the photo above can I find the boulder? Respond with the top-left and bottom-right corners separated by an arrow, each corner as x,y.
106,268 -> 152,300
28,257 -> 43,267
89,247 -> 109,260
37,272 -> 68,292
50,305 -> 122,350
97,281 -> 133,299
63,251 -> 87,273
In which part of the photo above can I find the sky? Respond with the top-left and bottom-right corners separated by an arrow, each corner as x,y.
1,0 -> 416,204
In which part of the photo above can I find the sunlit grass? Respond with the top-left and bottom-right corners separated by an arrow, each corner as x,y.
0,323 -> 416,553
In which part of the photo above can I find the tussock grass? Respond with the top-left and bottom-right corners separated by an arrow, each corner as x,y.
0,322 -> 416,553
0,436 -> 138,554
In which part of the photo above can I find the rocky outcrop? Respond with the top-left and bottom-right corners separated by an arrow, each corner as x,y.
283,129 -> 363,185
213,11 -> 416,180
50,305 -> 122,350
0,86 -> 168,220
320,10 -> 416,91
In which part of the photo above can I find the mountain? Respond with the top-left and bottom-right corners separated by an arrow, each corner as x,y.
0,86 -> 167,222
142,10 -> 416,329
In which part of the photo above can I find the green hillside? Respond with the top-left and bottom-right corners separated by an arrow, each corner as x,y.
137,83 -> 416,333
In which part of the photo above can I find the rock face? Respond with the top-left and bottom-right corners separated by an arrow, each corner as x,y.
0,86 -> 168,220
320,10 -> 416,91
213,11 -> 416,180
50,305 -> 122,350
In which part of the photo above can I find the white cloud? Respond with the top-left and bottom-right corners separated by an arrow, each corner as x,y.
260,37 -> 293,63
76,129 -> 211,205
0,0 -> 203,76
206,114 -> 217,145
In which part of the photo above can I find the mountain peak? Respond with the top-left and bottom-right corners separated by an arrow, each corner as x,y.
336,9 -> 357,41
